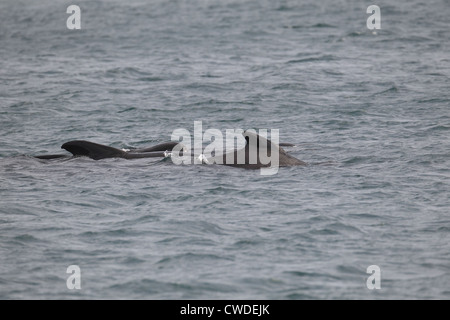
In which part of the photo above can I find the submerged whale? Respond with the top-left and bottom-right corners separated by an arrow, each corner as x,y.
35,131 -> 306,169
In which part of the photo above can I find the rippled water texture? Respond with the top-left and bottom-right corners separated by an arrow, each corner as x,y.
0,0 -> 449,299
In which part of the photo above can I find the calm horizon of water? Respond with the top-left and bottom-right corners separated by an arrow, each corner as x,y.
0,0 -> 449,299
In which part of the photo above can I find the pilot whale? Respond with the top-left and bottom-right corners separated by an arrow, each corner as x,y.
202,130 -> 306,169
34,130 -> 306,169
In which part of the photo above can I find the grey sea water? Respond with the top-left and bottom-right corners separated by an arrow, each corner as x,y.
0,0 -> 449,299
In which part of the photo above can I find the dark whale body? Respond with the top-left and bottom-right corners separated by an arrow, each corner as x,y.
34,141 -> 176,160
61,140 -> 178,160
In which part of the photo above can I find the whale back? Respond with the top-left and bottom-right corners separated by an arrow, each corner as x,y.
212,130 -> 306,168
61,140 -> 126,160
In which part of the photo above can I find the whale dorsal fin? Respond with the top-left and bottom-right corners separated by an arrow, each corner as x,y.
242,130 -> 306,167
243,130 -> 284,154
61,140 -> 126,160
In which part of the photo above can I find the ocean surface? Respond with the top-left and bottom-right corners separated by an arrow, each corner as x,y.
0,0 -> 449,299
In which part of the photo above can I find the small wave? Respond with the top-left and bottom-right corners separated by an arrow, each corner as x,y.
424,124 -> 450,132
284,23 -> 336,29
117,107 -> 136,113
138,76 -> 164,82
311,23 -> 336,28
287,54 -> 336,64
372,85 -> 399,96
284,270 -> 340,280
417,98 -> 450,104
156,252 -> 233,265
104,67 -> 159,80
342,156 -> 373,165
347,31 -> 364,37
13,234 -> 41,243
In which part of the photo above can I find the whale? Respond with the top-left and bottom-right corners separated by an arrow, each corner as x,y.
204,130 -> 306,168
61,140 -> 179,160
34,131 -> 306,169
33,141 -> 179,160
